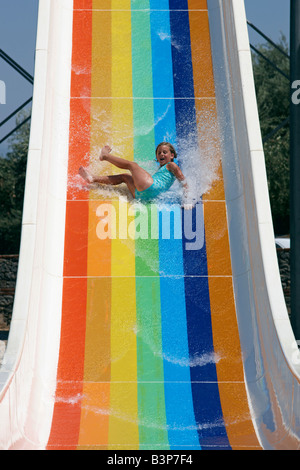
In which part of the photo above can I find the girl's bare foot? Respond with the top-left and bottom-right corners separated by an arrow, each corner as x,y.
79,166 -> 94,183
99,145 -> 112,161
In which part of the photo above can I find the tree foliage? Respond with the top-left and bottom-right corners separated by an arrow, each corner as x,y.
0,110 -> 30,254
251,34 -> 290,235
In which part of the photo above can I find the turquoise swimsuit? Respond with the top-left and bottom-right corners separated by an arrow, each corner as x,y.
135,164 -> 176,202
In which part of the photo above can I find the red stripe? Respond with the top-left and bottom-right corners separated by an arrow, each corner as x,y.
47,278 -> 87,449
47,2 -> 92,449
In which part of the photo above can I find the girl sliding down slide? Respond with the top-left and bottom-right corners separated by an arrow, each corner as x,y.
79,143 -> 194,208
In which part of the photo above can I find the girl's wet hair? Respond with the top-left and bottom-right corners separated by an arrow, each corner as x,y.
155,142 -> 177,160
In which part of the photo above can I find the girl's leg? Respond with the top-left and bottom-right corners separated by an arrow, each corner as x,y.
79,166 -> 136,198
100,146 -> 153,191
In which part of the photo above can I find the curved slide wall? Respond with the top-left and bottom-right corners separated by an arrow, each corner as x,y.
0,0 -> 299,450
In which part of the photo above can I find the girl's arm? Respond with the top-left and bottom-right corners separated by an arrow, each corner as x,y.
166,162 -> 194,209
166,162 -> 185,182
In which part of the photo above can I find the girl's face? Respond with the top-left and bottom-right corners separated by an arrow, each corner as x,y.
156,145 -> 174,166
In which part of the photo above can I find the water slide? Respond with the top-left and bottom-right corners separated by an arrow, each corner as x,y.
0,0 -> 300,450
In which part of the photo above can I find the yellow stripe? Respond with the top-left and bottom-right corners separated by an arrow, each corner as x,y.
109,3 -> 139,450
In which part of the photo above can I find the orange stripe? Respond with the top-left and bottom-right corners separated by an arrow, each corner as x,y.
203,202 -> 232,276
195,99 -> 225,202
188,4 -> 261,449
77,278 -> 111,449
188,9 -> 215,98
204,204 -> 261,449
87,200 -> 111,277
188,9 -> 224,202
77,6 -> 112,448
189,0 -> 208,9
87,8 -> 112,278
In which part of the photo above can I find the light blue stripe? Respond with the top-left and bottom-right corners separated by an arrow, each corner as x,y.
150,2 -> 200,449
150,5 -> 177,146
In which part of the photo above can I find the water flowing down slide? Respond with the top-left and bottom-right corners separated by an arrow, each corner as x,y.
0,0 -> 300,450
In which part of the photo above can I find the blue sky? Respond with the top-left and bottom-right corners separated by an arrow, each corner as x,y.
0,0 -> 290,155
0,0 -> 39,154
245,0 -> 290,46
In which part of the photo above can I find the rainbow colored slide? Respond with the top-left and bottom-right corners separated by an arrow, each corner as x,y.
1,0 -> 300,450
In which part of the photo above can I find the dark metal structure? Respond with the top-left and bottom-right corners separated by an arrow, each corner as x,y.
0,49 -> 33,144
290,0 -> 300,340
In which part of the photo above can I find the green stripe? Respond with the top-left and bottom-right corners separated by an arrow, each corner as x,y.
131,4 -> 169,449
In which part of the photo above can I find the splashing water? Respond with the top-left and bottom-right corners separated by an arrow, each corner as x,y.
71,100 -> 222,205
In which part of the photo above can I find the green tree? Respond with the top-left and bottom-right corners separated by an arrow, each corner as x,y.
251,34 -> 290,235
0,110 -> 30,254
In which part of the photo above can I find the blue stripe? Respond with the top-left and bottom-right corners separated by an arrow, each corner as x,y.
169,2 -> 198,153
168,1 -> 231,449
150,1 -> 200,449
159,210 -> 200,449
